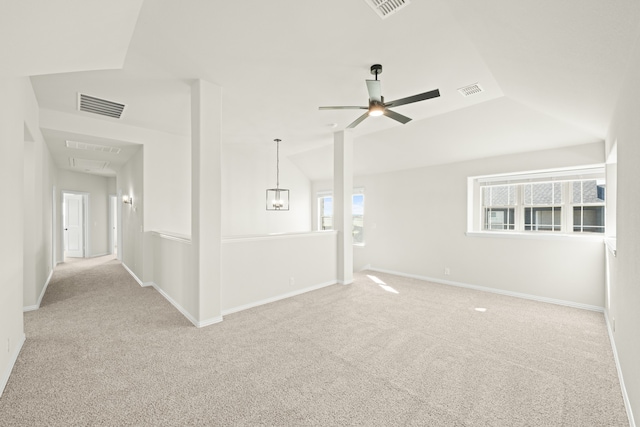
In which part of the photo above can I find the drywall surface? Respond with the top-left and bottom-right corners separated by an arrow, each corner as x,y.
0,77 -> 27,395
222,145 -> 311,236
23,80 -> 57,309
143,135 -> 190,236
221,231 -> 337,313
151,232 -> 196,320
606,33 -> 640,426
313,142 -> 607,308
118,147 -> 145,279
57,170 -> 111,259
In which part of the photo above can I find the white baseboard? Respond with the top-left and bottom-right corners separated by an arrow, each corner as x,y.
89,252 -> 110,258
149,282 -> 222,328
0,333 -> 25,397
605,310 -> 636,427
23,269 -> 55,312
121,263 -> 145,287
222,280 -> 337,316
367,267 -> 605,312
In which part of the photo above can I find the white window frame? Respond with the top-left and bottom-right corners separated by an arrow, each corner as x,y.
316,188 -> 365,246
467,165 -> 605,241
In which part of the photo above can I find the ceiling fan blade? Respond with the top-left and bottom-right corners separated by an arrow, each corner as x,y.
385,89 -> 440,108
384,108 -> 412,124
346,112 -> 370,129
366,80 -> 382,102
319,106 -> 368,110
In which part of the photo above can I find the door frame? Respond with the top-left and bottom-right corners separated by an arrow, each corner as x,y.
61,190 -> 90,259
108,194 -> 119,257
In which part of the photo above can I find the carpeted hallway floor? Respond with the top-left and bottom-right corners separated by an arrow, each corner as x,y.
0,255 -> 629,426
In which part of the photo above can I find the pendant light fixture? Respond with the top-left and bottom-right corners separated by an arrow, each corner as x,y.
266,138 -> 290,211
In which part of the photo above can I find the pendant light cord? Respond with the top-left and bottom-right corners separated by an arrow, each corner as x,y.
275,138 -> 281,189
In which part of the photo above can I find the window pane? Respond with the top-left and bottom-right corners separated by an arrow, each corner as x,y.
573,206 -> 604,233
482,185 -> 515,206
319,196 -> 332,230
524,207 -> 561,231
484,208 -> 515,230
352,194 -> 364,244
525,183 -> 561,205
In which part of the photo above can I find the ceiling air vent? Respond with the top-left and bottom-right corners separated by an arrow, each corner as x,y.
78,93 -> 125,119
66,140 -> 121,154
458,83 -> 484,97
364,0 -> 410,19
69,157 -> 109,171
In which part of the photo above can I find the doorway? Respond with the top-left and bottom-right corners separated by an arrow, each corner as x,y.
62,192 -> 88,259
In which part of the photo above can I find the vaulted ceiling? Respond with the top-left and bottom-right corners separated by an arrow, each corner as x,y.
8,0 -> 640,179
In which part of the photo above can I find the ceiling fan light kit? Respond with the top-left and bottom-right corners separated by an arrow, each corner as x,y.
319,64 -> 440,129
266,138 -> 290,211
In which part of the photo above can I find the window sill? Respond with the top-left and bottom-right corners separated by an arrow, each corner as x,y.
465,231 -> 605,242
353,243 -> 365,248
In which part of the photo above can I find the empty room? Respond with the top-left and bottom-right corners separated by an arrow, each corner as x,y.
1,1 -> 639,425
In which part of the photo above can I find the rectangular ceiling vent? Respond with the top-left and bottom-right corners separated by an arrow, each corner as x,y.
458,83 -> 484,97
77,93 -> 125,119
66,140 -> 121,154
364,0 -> 410,19
69,157 -> 109,171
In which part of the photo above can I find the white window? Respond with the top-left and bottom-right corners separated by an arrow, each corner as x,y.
317,190 -> 365,245
470,167 -> 605,235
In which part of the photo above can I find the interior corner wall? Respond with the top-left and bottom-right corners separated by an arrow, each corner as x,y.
322,142 -> 606,307
118,147 -> 144,280
23,79 -> 58,309
0,77 -> 27,394
222,145 -> 311,236
606,32 -> 640,425
56,170 -> 111,260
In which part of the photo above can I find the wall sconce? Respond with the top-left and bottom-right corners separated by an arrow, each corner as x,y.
123,195 -> 133,205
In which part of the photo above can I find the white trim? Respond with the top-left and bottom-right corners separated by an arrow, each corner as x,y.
465,231 -> 605,242
0,333 -> 25,397
149,282 -> 222,328
605,310 -> 636,427
222,280 -> 337,316
23,269 -> 54,312
605,237 -> 617,257
152,230 -> 192,244
89,252 -> 110,258
336,280 -> 353,285
367,267 -> 604,312
121,262 -> 151,287
120,264 -> 220,328
223,230 -> 337,243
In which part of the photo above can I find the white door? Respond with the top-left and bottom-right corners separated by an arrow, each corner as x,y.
64,194 -> 84,258
109,195 -> 117,255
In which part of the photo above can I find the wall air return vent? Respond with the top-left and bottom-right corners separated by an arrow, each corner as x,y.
78,93 -> 125,119
66,140 -> 122,154
364,0 -> 410,19
458,83 -> 484,97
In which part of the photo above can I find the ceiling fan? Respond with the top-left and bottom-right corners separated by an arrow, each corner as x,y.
319,64 -> 440,129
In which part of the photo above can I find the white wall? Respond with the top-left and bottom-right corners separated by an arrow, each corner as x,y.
221,231 -> 337,313
57,170 -> 111,259
118,147 -> 145,279
23,81 -> 57,310
222,145 -> 311,236
313,142 -> 606,308
0,77 -> 27,395
606,31 -> 640,425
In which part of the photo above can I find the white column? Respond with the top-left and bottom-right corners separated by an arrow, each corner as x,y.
333,130 -> 353,285
191,79 -> 223,326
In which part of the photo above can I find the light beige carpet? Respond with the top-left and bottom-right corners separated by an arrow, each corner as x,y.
0,255 -> 629,426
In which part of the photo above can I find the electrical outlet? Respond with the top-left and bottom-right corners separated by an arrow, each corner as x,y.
444,267 -> 450,276
613,318 -> 616,332
7,338 -> 10,353
289,277 -> 295,286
